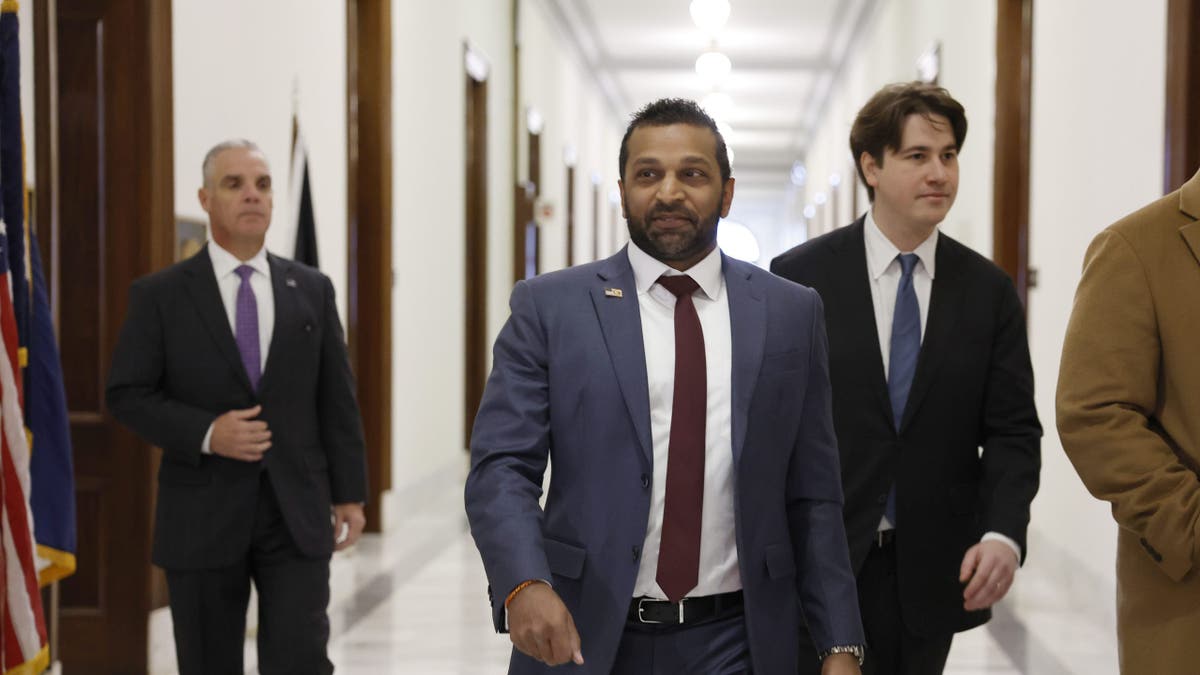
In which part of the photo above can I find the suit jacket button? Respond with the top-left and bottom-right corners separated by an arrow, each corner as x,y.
877,493 -> 888,504
640,474 -> 650,489
632,546 -> 641,562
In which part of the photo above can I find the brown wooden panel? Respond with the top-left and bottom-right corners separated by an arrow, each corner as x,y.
565,166 -> 575,266
514,181 -> 534,282
993,0 -> 1033,307
41,0 -> 173,670
59,480 -> 103,612
56,13 -> 103,414
464,73 -> 488,447
346,0 -> 393,531
1164,0 -> 1200,193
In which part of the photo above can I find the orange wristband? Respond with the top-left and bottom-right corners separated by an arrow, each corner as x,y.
505,580 -> 538,608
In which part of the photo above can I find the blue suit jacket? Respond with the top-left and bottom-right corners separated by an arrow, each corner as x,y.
466,248 -> 863,674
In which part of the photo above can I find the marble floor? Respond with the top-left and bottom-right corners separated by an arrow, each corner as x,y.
149,466 -> 1120,674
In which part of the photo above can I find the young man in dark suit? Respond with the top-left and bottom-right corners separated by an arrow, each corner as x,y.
771,82 -> 1041,674
107,140 -> 368,675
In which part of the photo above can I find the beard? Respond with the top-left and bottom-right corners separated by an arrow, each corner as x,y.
625,201 -> 721,264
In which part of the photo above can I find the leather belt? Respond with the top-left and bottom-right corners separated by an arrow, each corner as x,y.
627,590 -> 743,625
874,529 -> 896,548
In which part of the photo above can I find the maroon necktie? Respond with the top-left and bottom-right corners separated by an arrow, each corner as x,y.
654,274 -> 706,603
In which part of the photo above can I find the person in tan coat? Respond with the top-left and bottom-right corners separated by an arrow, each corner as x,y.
1057,167 -> 1200,673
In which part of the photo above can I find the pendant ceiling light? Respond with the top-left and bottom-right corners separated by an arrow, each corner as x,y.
690,0 -> 731,35
701,91 -> 734,121
695,49 -> 732,87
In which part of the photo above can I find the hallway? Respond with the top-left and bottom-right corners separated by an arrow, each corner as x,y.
149,465 -> 1119,674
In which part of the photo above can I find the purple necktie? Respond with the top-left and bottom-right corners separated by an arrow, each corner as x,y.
655,274 -> 706,603
234,265 -> 261,390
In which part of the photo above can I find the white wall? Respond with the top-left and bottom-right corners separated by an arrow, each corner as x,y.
389,0 -> 516,492
18,2 -> 34,181
173,0 -> 348,322
1026,0 -> 1167,589
519,0 -> 625,274
792,0 -> 996,258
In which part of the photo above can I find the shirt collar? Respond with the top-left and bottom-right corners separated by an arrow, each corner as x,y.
626,240 -> 724,300
864,209 -> 938,280
208,239 -> 270,280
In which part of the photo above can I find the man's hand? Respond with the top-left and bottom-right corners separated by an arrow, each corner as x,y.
332,503 -> 366,551
210,405 -> 271,461
507,582 -> 584,666
821,653 -> 861,675
960,540 -> 1019,611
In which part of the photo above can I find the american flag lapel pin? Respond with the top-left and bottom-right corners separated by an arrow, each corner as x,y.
604,288 -> 624,298
286,277 -> 297,288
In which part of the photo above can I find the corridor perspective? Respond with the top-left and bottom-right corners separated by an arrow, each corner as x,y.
10,0 -> 1198,672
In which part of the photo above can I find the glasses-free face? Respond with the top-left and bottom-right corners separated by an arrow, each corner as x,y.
862,112 -> 959,237
619,123 -> 734,271
199,147 -> 274,256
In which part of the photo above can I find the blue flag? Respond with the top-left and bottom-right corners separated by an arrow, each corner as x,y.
0,0 -> 76,587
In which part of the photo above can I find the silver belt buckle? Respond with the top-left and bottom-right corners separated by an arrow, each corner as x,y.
636,597 -> 686,624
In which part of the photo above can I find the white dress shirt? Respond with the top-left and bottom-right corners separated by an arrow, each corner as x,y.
627,241 -> 741,599
200,240 -> 274,454
864,210 -> 1021,560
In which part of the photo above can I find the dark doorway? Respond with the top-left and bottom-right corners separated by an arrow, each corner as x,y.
565,165 -> 576,266
1164,0 -> 1200,192
463,51 -> 488,447
346,0 -> 393,531
993,0 -> 1033,307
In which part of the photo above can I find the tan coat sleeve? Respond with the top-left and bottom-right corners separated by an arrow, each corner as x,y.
1056,229 -> 1200,581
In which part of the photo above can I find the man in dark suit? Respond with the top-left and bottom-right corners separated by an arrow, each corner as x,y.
106,140 -> 368,675
771,82 -> 1041,674
466,98 -> 864,674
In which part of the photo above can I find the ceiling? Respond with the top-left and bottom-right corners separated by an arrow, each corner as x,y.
544,0 -> 878,205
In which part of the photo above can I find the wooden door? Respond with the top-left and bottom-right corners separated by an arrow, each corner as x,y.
36,0 -> 174,670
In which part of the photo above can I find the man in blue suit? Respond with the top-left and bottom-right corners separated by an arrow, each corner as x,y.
466,99 -> 865,674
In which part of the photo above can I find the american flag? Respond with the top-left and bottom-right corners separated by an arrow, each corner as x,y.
0,1 -> 50,672
0,221 -> 47,671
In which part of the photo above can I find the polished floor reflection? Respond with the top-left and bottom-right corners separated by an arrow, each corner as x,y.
150,468 -> 1119,674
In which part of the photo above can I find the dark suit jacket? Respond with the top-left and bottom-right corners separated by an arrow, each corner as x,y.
465,248 -> 863,675
771,219 -> 1041,637
106,248 -> 368,570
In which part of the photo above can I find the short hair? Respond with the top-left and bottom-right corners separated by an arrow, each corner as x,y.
618,98 -> 731,183
850,82 -> 967,201
201,139 -> 266,188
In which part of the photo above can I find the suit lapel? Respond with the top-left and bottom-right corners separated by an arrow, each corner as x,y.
835,221 -> 895,427
182,249 -> 255,394
590,249 -> 653,466
900,236 -> 964,430
1181,222 -> 1200,268
724,256 -> 765,467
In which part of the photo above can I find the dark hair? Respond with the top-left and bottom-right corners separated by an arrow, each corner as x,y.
850,82 -> 967,201
618,98 -> 731,183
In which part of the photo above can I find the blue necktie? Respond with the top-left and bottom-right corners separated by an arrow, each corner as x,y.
885,253 -> 921,524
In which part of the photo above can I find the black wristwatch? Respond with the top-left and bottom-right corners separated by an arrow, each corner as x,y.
818,644 -> 865,665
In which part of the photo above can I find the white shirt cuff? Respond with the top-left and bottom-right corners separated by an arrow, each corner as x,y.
982,531 -> 1022,562
201,423 -> 215,455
